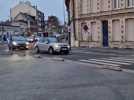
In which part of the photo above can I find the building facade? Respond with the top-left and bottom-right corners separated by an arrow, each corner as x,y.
0,22 -> 22,36
10,1 -> 45,33
66,0 -> 134,48
11,12 -> 38,34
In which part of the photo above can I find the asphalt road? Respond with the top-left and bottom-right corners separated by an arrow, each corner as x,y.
0,48 -> 134,100
38,47 -> 134,70
0,54 -> 134,100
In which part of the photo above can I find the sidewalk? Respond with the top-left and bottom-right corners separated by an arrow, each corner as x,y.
0,42 -> 11,55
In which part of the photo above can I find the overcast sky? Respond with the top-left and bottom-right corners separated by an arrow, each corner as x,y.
0,0 -> 66,24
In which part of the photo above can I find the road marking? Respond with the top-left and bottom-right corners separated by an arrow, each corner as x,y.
79,56 -> 134,68
72,51 -> 117,56
80,59 -> 119,67
110,57 -> 134,61
89,59 -> 131,65
101,58 -> 134,63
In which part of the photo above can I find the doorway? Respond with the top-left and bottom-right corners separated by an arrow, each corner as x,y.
102,20 -> 109,47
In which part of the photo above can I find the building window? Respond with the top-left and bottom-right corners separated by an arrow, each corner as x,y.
80,0 -> 95,14
118,0 -> 121,8
91,0 -> 97,12
81,0 -> 88,14
113,0 -> 120,9
133,0 -> 134,5
81,22 -> 90,41
113,0 -> 117,8
127,0 -> 130,6
127,0 -> 134,7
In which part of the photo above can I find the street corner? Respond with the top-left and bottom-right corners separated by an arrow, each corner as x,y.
0,43 -> 12,55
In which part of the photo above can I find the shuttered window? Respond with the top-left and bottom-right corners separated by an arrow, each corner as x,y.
127,0 -> 134,7
112,20 -> 121,41
126,19 -> 134,41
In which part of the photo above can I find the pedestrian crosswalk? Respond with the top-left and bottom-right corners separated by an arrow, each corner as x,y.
79,56 -> 134,67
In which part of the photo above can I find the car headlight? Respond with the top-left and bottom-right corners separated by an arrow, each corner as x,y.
68,45 -> 71,48
12,41 -> 17,46
54,44 -> 60,48
26,42 -> 29,45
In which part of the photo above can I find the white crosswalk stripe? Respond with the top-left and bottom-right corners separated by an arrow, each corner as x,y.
72,51 -> 117,56
101,58 -> 134,63
89,59 -> 130,65
80,59 -> 119,67
79,57 -> 134,67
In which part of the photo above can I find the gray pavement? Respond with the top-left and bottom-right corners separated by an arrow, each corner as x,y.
35,47 -> 134,70
1,46 -> 134,70
0,47 -> 134,99
0,43 -> 11,55
0,54 -> 134,100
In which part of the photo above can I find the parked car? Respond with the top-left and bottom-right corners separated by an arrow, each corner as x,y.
8,36 -> 29,50
33,37 -> 71,54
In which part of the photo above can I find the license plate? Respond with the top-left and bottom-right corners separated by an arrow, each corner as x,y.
62,48 -> 67,50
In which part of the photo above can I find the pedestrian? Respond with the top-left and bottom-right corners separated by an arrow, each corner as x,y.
3,34 -> 7,42
7,33 -> 12,51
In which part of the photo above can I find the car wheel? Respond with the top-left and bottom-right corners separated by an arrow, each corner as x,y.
34,46 -> 40,54
48,47 -> 54,54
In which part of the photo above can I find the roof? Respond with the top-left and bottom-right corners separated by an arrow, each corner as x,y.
14,12 -> 35,22
13,1 -> 44,15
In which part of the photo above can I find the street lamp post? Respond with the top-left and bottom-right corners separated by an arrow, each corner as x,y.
67,8 -> 71,45
65,0 -> 72,46
72,0 -> 76,40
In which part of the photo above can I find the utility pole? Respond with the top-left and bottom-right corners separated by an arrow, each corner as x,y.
72,0 -> 76,40
65,0 -> 71,45
67,4 -> 71,45
66,0 -> 76,46
63,0 -> 66,25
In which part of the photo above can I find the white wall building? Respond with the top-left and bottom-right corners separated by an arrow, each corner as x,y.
66,0 -> 134,48
10,1 -> 45,33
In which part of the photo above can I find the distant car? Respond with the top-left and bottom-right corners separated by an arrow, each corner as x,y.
8,36 -> 29,50
33,37 -> 71,54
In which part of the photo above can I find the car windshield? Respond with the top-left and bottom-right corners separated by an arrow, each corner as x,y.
47,38 -> 58,43
12,36 -> 26,41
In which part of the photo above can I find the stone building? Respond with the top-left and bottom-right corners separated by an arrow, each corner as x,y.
10,1 -> 45,33
11,12 -> 38,34
66,0 -> 134,48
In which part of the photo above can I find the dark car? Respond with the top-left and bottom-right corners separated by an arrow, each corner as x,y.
8,36 -> 29,50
